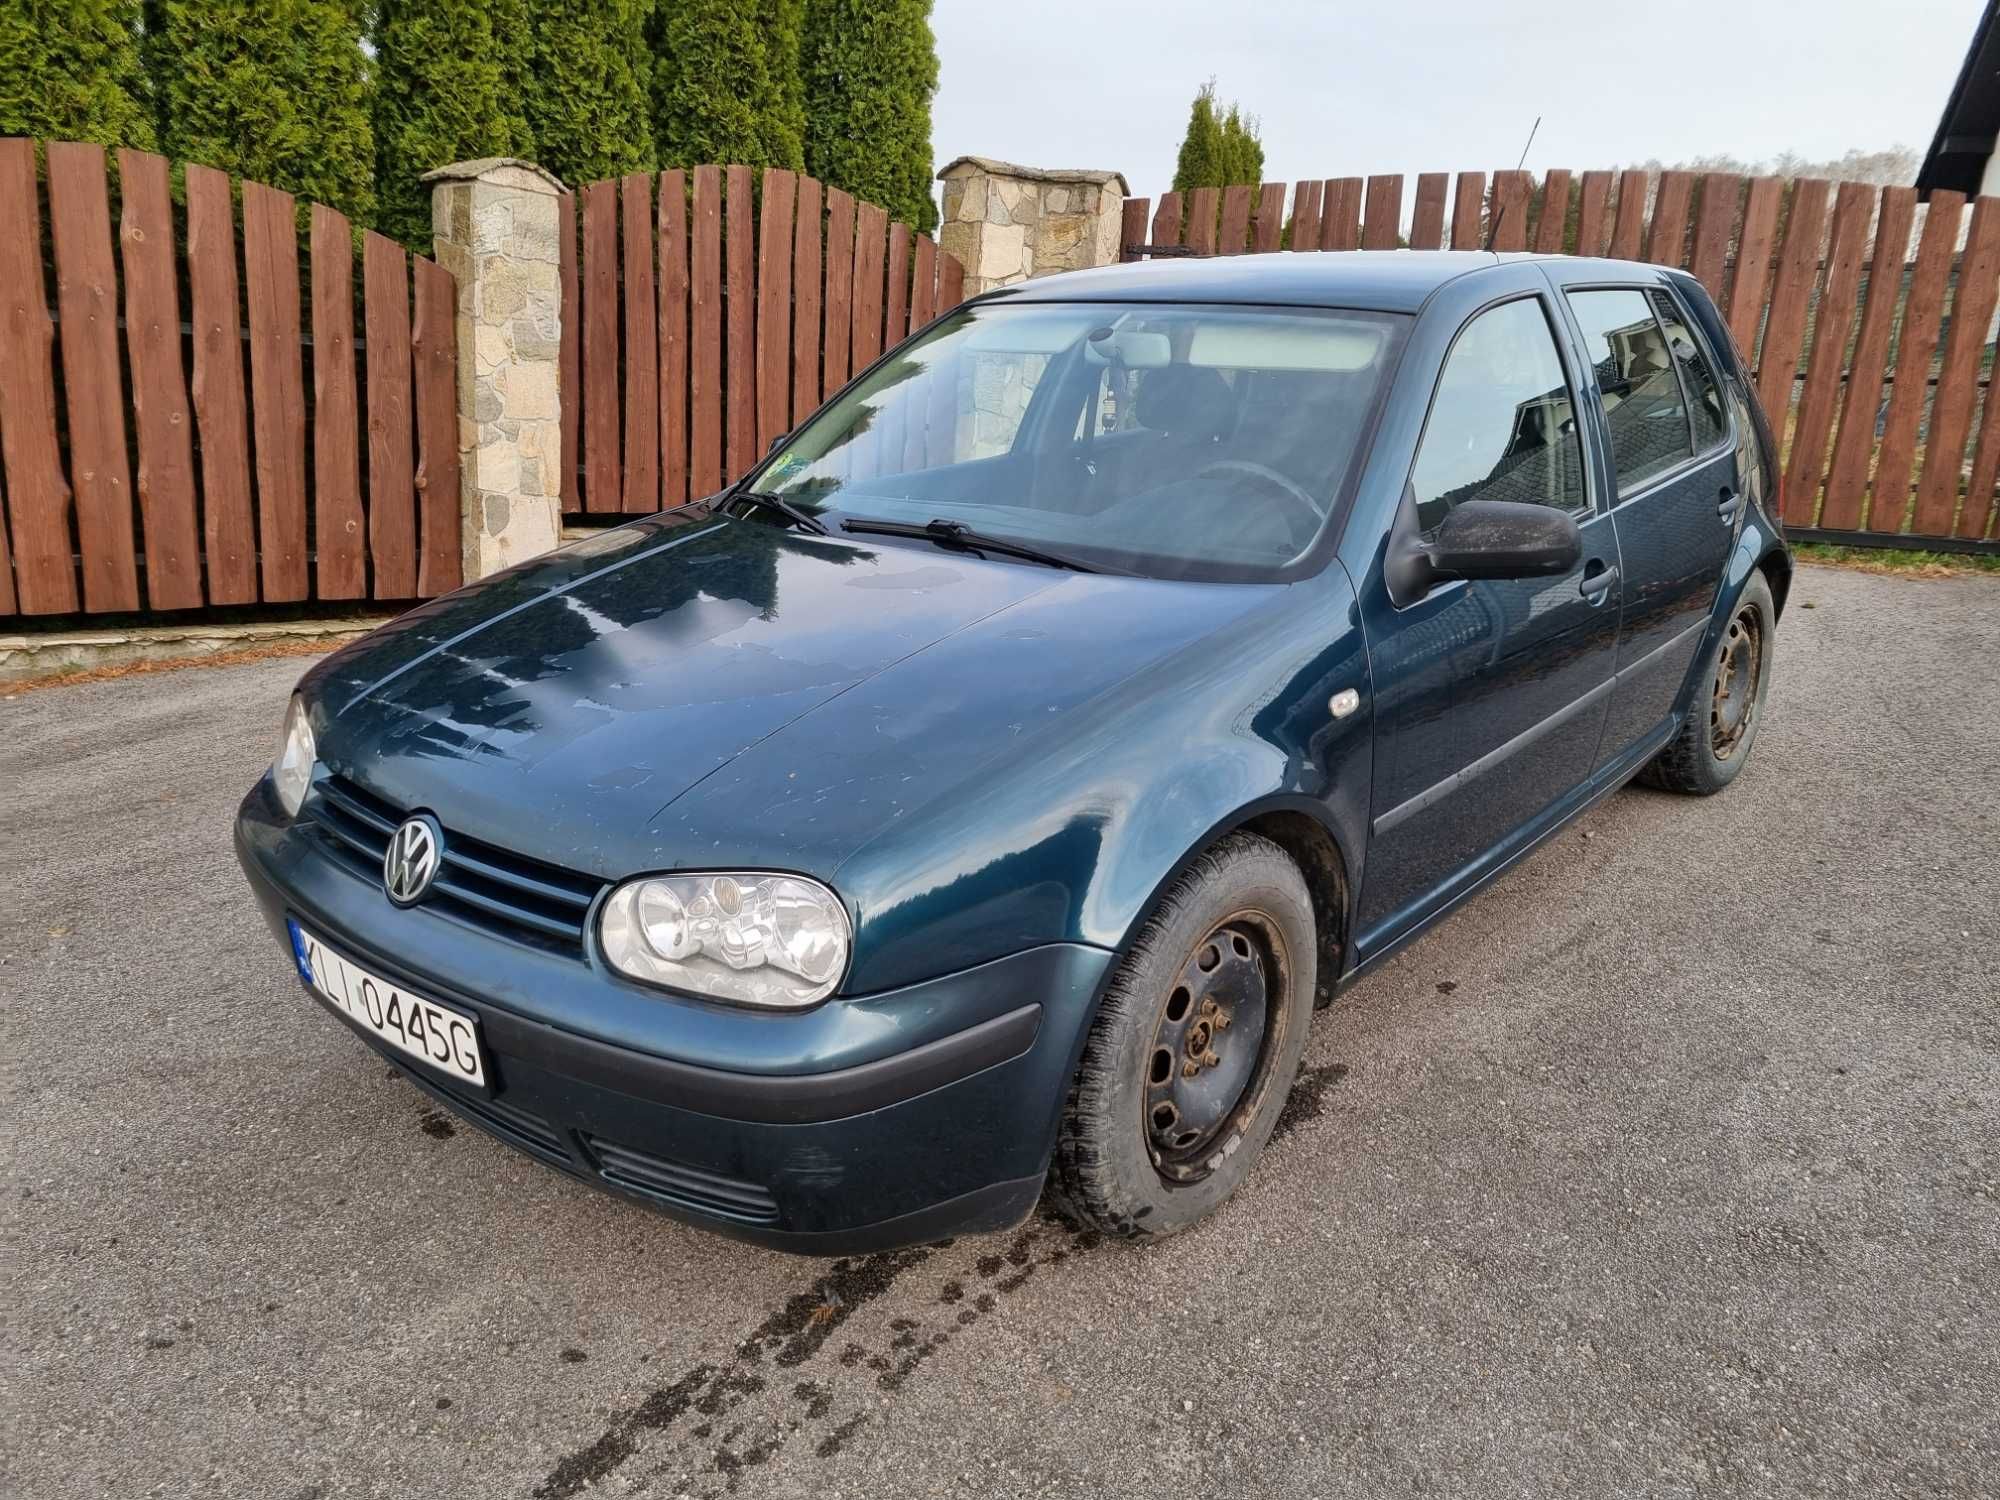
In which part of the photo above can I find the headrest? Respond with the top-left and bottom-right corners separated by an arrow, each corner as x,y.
1135,364 -> 1235,444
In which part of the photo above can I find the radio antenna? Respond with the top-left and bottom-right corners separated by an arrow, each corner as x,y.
1484,115 -> 1542,252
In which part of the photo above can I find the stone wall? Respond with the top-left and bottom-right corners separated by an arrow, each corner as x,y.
936,156 -> 1128,296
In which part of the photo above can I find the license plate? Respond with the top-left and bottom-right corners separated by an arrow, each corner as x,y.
287,919 -> 488,1088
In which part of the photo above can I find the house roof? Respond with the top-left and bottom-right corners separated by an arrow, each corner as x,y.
1917,0 -> 2000,198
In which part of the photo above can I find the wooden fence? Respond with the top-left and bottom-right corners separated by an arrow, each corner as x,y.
559,165 -> 965,513
1123,172 -> 2000,546
0,137 -> 459,619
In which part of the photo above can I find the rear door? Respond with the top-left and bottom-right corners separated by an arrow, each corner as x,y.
1548,275 -> 1739,769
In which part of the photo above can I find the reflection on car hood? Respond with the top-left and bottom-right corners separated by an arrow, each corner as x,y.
310,511 -> 1060,874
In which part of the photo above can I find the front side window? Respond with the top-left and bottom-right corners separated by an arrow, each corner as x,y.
1566,288 -> 1695,495
1409,297 -> 1587,536
749,301 -> 1407,581
1647,288 -> 1728,452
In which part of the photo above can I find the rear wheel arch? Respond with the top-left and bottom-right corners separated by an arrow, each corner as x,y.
1757,546 -> 1793,620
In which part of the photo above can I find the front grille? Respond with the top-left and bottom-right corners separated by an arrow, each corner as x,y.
583,1135 -> 780,1224
308,774 -> 602,954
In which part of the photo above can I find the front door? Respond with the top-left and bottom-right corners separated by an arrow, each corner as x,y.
1356,292 -> 1622,951
1553,281 -> 1740,768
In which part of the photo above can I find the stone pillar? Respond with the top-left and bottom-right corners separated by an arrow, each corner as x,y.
936,157 -> 1129,297
424,157 -> 565,582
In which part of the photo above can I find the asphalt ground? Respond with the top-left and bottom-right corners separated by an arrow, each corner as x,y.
3,563 -> 1996,1499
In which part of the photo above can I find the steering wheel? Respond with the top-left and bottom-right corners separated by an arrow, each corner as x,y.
1193,459 -> 1324,542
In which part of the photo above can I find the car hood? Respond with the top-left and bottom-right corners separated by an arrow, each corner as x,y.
310,508 -> 1280,892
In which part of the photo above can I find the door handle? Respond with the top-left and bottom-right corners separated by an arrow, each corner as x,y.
1579,563 -> 1618,599
1717,486 -> 1745,521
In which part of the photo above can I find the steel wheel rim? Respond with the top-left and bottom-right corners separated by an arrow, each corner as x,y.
1143,911 -> 1284,1184
1710,603 -> 1762,761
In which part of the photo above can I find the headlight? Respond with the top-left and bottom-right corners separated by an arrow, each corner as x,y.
599,872 -> 851,1008
273,694 -> 316,817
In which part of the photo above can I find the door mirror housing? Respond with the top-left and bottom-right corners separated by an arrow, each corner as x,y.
1385,496 -> 1584,605
1429,499 -> 1582,580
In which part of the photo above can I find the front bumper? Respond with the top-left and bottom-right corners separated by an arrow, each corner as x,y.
234,776 -> 1113,1254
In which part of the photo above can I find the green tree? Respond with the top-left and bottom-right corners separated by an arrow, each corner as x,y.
520,0 -> 654,188
802,0 -> 938,233
1173,81 -> 1262,194
0,0 -> 156,149
372,0 -> 534,247
652,0 -> 804,171
148,0 -> 372,220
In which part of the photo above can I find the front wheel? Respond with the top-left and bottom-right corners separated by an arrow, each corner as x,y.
1639,569 -> 1776,796
1046,832 -> 1317,1240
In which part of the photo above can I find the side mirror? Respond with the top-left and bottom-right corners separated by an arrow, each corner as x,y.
1429,499 -> 1582,581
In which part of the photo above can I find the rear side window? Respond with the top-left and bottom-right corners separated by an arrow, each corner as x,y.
1647,288 -> 1728,452
1409,297 -> 1587,535
1566,288 -> 1693,495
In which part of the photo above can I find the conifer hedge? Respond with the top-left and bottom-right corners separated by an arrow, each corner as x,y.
519,0 -> 655,189
0,0 -> 156,149
802,0 -> 939,233
652,0 -> 804,172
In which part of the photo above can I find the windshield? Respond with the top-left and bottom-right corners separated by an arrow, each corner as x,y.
747,300 -> 1409,581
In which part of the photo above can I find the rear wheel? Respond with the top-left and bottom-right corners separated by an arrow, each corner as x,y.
1047,832 -> 1316,1240
1639,570 -> 1775,795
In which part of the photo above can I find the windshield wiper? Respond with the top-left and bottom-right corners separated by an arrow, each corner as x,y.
839,517 -> 1104,574
721,488 -> 829,535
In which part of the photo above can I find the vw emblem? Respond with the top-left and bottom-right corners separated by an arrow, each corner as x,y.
383,814 -> 444,906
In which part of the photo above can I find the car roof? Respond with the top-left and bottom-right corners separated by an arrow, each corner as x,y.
981,250 -> 1678,315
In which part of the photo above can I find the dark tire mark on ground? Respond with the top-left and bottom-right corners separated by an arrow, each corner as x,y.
1270,1061 -> 1349,1144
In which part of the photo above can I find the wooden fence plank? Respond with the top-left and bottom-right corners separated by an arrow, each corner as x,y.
1609,170 -> 1648,260
850,199 -> 887,370
659,169 -> 689,507
1322,178 -> 1362,250
1288,179 -> 1322,252
1914,195 -> 2000,536
1253,182 -> 1286,253
1727,177 -> 1782,354
1409,172 -> 1448,250
1821,186 -> 1918,530
884,218 -> 910,344
411,256 -> 460,595
1532,170 -> 1571,253
757,168 -> 797,455
1361,174 -> 1402,249
1688,173 -> 1741,307
790,175 -> 822,425
822,187 -> 854,385
362,232 -> 416,598
47,141 -> 140,610
1644,170 -> 1694,266
1186,187 -> 1219,254
1119,195 -> 1148,261
1152,190 -> 1183,251
1781,182 -> 1873,524
689,166 -> 723,498
1449,172 -> 1485,250
1573,170 -> 1611,257
557,191 -> 579,511
0,443 -> 11,614
0,137 -> 77,613
185,164 -> 256,604
116,148 -> 203,609
1219,184 -> 1251,253
1755,177 -> 1831,426
1868,192 -> 1963,532
935,247 -> 964,311
1961,355 -> 2000,540
622,171 -> 659,512
909,232 -> 935,334
725,164 -> 756,482
580,178 -> 619,511
1488,170 -> 1529,251
309,203 -> 364,597
240,178 -> 307,601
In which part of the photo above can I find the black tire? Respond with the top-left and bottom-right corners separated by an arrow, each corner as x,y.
1639,570 -> 1776,796
1046,832 -> 1317,1240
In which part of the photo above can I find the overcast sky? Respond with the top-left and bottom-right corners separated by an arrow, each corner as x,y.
930,0 -> 1980,203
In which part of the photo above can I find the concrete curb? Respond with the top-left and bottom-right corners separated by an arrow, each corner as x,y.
0,617 -> 392,687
